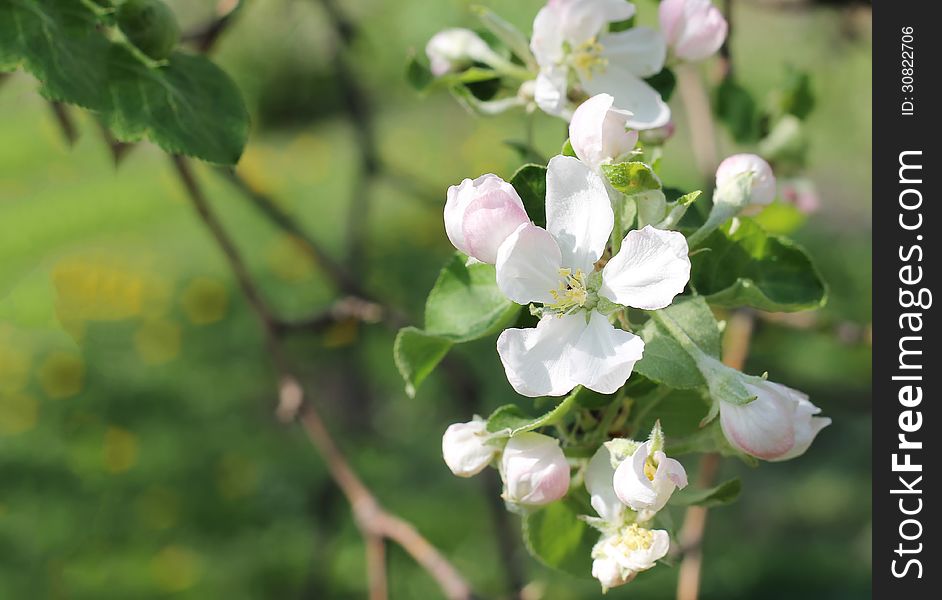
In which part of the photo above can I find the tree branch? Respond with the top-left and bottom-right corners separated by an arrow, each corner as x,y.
170,155 -> 473,600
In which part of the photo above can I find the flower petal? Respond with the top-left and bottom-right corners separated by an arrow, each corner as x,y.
586,445 -> 624,522
599,27 -> 667,78
569,93 -> 639,169
770,386 -> 831,462
601,225 -> 691,310
613,441 -> 658,510
719,384 -> 796,460
582,65 -> 671,130
545,155 -> 614,271
496,313 -> 587,397
495,223 -> 563,305
569,311 -> 645,394
534,67 -> 571,118
462,188 -> 529,264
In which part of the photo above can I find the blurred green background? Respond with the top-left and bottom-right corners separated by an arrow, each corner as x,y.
0,0 -> 871,598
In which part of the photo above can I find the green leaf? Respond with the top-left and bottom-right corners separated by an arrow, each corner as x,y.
486,387 -> 581,435
690,218 -> 827,311
670,478 -> 741,507
645,67 -> 676,102
393,327 -> 452,398
634,297 -> 721,390
424,253 -> 519,341
522,499 -> 595,577
406,55 -> 500,94
0,0 -> 109,107
116,0 -> 180,61
608,15 -> 635,33
405,55 -> 435,91
601,161 -> 661,196
510,163 -> 547,227
715,76 -> 759,143
773,66 -> 814,120
561,138 -> 576,158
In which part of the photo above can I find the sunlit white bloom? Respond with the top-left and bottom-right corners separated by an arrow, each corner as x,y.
426,28 -> 504,76
591,523 -> 670,591
501,432 -> 571,506
720,379 -> 831,461
613,441 -> 687,514
495,156 -> 690,397
659,0 -> 728,62
442,416 -> 498,477
444,174 -> 530,264
569,93 -> 639,170
585,444 -> 625,523
715,153 -> 776,208
530,0 -> 670,128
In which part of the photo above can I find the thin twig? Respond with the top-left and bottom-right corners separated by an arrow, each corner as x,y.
365,534 -> 388,600
676,64 -> 719,179
171,155 -> 472,600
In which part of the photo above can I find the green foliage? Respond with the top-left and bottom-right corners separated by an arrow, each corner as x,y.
509,163 -> 547,227
671,478 -> 742,507
523,499 -> 595,577
634,297 -> 721,390
715,76 -> 760,143
645,67 -> 677,103
691,218 -> 827,312
485,387 -> 582,435
601,161 -> 662,196
116,0 -> 180,60
0,0 -> 249,164
393,327 -> 452,398
774,66 -> 815,120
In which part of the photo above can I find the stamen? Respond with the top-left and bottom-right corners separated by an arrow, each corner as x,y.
569,37 -> 608,79
545,268 -> 590,315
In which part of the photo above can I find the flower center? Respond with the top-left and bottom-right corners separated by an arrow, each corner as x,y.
615,524 -> 655,552
643,460 -> 657,482
547,268 -> 590,314
568,37 -> 607,79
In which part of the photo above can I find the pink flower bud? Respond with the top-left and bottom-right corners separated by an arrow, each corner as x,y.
501,432 -> 570,506
715,153 -> 777,207
444,174 -> 530,264
659,0 -> 728,62
720,379 -> 831,461
442,417 -> 498,477
569,94 -> 639,169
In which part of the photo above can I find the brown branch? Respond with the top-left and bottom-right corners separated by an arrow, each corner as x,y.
676,64 -> 719,180
676,310 -> 754,600
171,155 -> 473,600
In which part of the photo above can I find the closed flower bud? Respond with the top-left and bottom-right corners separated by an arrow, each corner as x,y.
442,416 -> 498,477
569,94 -> 639,170
426,28 -> 500,76
444,174 -> 530,264
501,432 -> 570,506
720,379 -> 831,461
659,0 -> 728,62
714,153 -> 777,209
613,441 -> 687,514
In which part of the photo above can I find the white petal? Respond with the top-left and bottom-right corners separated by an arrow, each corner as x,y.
601,225 -> 691,310
582,65 -> 671,130
720,384 -> 796,460
496,313 -> 587,397
569,312 -> 645,394
545,155 -> 614,271
534,68 -> 571,118
442,417 -> 497,477
770,387 -> 831,462
569,93 -> 639,169
530,3 -> 565,67
613,441 -> 659,510
586,445 -> 624,522
532,0 -> 636,63
495,223 -> 563,305
599,27 -> 667,78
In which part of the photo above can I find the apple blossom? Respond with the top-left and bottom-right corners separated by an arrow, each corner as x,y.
720,379 -> 831,461
530,0 -> 670,128
495,156 -> 690,397
613,440 -> 687,514
501,432 -> 571,506
715,153 -> 777,208
425,28 -> 504,77
659,0 -> 728,62
591,523 -> 671,591
444,174 -> 530,264
442,416 -> 499,477
568,94 -> 639,170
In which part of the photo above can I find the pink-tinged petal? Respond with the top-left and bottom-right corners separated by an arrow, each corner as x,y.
462,190 -> 529,264
495,223 -> 563,305
600,225 -> 691,310
582,65 -> 671,130
656,455 -> 689,489
545,155 -> 614,271
674,1 -> 727,62
501,432 -> 571,505
659,0 -> 687,45
769,386 -> 831,461
719,384 -> 796,460
496,313 -> 587,397
569,93 -> 639,169
570,311 -> 645,395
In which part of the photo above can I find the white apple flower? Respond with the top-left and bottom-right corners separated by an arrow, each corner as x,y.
659,0 -> 728,62
442,416 -> 499,477
719,379 -> 831,461
426,28 -> 505,77
444,174 -> 530,264
715,153 -> 777,208
613,440 -> 687,514
495,156 -> 690,397
568,93 -> 639,170
501,432 -> 571,506
591,523 -> 671,591
530,0 -> 670,128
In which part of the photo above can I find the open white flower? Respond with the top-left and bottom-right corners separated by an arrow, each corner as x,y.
495,156 -> 690,397
501,432 -> 571,506
613,440 -> 687,514
569,93 -> 639,170
591,523 -> 671,591
720,379 -> 831,461
442,416 -> 498,477
530,0 -> 670,128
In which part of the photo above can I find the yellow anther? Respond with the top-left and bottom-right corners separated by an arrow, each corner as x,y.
546,268 -> 590,314
570,38 -> 608,78
644,461 -> 657,482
